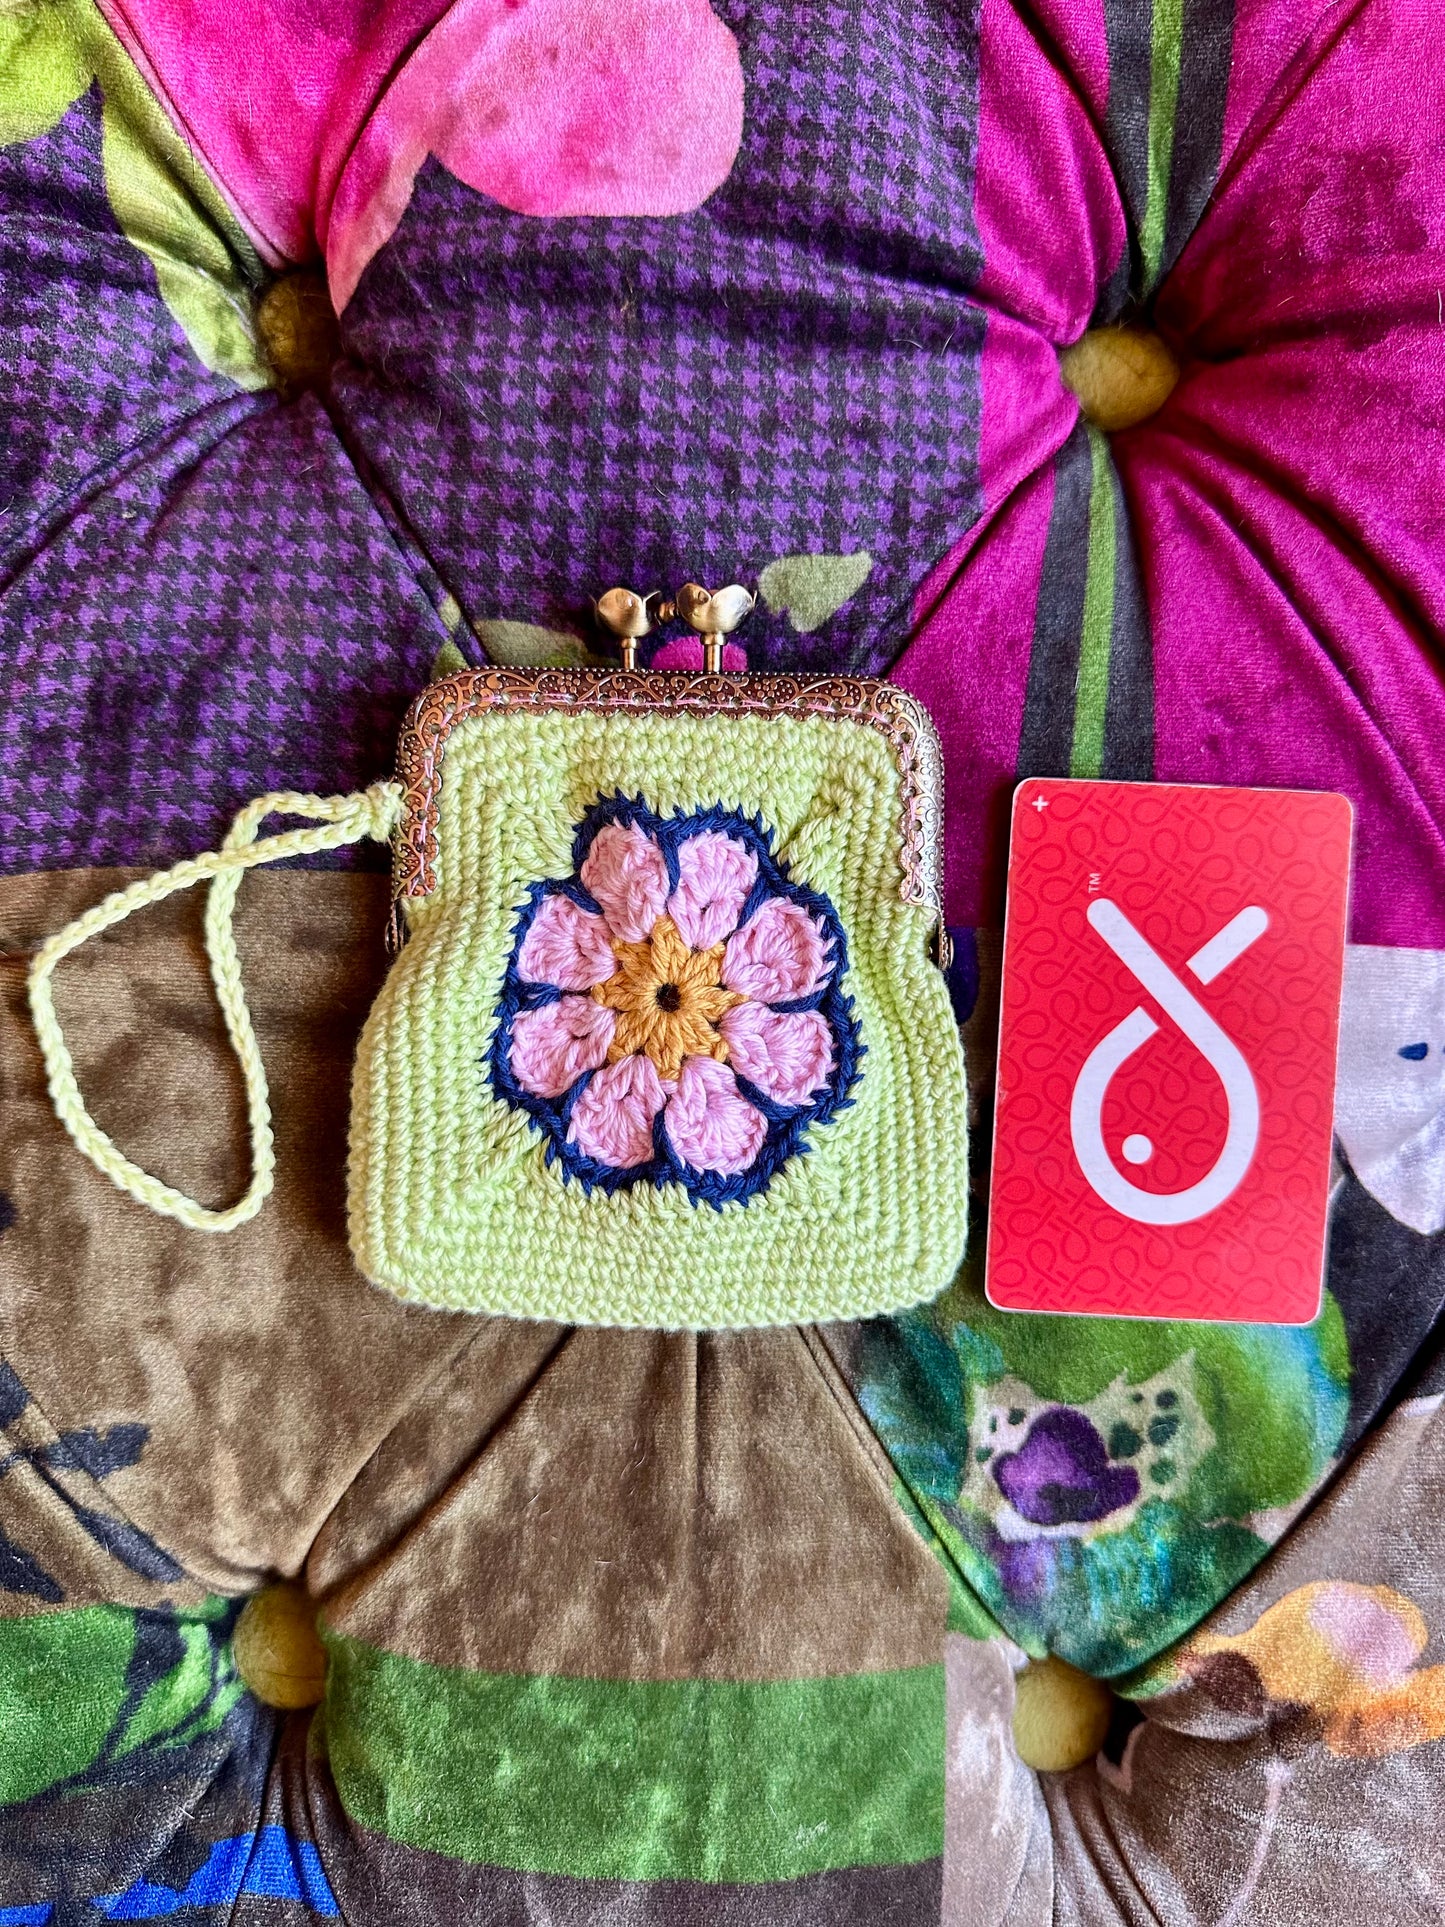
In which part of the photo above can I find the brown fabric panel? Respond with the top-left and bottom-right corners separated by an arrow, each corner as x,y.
802,1323 -> 911,1491
267,1714 -> 943,1927
1049,1717 -> 1445,1927
944,1633 -> 1050,1927
1044,1393 -> 1445,1926
0,869 -> 488,1592
331,1838 -> 946,1927
0,1360 -> 209,1616
307,1318 -> 570,1596
0,1770 -> 234,1899
1001,1781 -> 1055,1927
324,1325 -> 950,1682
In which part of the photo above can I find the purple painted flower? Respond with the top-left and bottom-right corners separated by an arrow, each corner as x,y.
992,1408 -> 1141,1527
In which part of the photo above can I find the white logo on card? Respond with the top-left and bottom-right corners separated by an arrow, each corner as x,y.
1070,900 -> 1267,1226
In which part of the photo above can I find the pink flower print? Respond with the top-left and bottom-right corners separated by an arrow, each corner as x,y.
1305,1584 -> 1423,1692
327,0 -> 746,307
94,0 -> 745,312
722,899 -> 831,1004
668,830 -> 759,950
494,801 -> 860,1202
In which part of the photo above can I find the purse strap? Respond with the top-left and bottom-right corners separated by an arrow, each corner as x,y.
28,782 -> 402,1233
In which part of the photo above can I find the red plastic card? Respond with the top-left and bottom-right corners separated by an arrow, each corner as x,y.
986,781 -> 1352,1325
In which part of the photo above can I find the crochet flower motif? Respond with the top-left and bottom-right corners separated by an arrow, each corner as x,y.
492,799 -> 862,1204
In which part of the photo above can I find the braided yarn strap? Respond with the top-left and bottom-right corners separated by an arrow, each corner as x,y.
28,782 -> 401,1233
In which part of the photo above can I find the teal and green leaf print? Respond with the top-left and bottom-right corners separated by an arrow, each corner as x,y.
857,1262 -> 1351,1675
0,1598 -> 244,1807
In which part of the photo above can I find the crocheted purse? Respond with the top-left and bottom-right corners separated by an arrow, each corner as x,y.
28,664 -> 968,1329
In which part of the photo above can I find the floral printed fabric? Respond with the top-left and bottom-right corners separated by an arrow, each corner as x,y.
490,798 -> 862,1204
850,1267 -> 1351,1675
4,0 -> 1445,1917
1033,1366 -> 1445,1927
90,0 -> 745,306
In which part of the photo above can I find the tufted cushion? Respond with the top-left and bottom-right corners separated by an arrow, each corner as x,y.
1,0 -> 1442,1920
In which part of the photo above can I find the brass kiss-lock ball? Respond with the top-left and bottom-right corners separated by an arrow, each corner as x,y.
676,582 -> 755,671
595,587 -> 655,667
596,581 -> 755,670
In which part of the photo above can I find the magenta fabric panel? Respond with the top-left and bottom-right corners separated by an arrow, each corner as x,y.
895,0 -> 1103,927
1031,0 -> 1110,122
895,0 -> 1445,947
900,395 -> 1063,931
970,0 -> 1125,335
1145,0 -> 1445,946
1219,0 -> 1338,162
94,0 -> 450,260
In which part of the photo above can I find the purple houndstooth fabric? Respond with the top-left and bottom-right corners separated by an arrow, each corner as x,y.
332,0 -> 986,675
1,4 -> 986,875
1,394 -> 452,873
0,86 -> 240,552
0,88 -> 453,874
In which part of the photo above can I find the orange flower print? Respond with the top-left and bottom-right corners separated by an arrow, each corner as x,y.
1184,1580 -> 1445,1758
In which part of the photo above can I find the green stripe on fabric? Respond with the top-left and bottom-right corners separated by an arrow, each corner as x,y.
0,1605 -> 136,1804
321,1635 -> 945,1884
1069,427 -> 1117,779
1141,0 -> 1185,287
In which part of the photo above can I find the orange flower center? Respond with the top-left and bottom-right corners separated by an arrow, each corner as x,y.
592,914 -> 746,1082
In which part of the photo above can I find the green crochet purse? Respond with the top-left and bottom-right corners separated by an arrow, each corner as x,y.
29,665 -> 969,1330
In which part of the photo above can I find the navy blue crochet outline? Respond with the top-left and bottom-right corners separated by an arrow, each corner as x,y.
488,795 -> 864,1208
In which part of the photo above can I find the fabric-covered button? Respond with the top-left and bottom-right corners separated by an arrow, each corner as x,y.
1059,326 -> 1180,432
1012,1655 -> 1115,1772
233,1583 -> 328,1708
256,270 -> 341,396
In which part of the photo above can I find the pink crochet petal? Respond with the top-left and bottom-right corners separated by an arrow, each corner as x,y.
568,1053 -> 666,1168
510,997 -> 616,1100
722,899 -> 831,1004
579,822 -> 670,943
718,1003 -> 835,1109
516,894 -> 616,990
668,830 -> 759,950
663,1055 -> 767,1175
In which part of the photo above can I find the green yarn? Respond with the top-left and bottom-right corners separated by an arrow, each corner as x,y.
28,707 -> 966,1330
349,709 -> 969,1327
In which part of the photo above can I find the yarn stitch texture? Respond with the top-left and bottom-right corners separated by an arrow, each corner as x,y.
490,796 -> 864,1206
348,708 -> 969,1329
28,783 -> 401,1232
